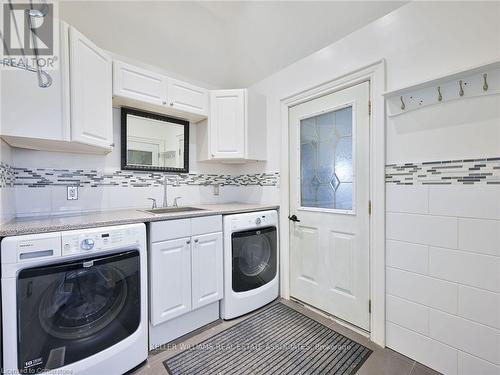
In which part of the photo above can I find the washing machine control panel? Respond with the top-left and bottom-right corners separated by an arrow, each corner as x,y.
62,228 -> 140,256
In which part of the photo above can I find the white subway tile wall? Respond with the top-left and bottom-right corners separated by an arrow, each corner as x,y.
386,322 -> 458,375
386,240 -> 429,274
457,286 -> 500,330
458,352 -> 500,375
386,295 -> 429,335
386,168 -> 500,375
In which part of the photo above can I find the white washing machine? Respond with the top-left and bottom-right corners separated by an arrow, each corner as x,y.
221,210 -> 279,320
1,223 -> 148,375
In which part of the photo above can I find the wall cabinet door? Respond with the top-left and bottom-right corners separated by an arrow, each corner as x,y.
168,79 -> 208,115
209,89 -> 246,159
191,232 -> 223,310
69,26 -> 113,149
113,61 -> 167,106
150,237 -> 192,325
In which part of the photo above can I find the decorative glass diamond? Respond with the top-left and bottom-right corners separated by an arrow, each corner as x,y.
330,174 -> 340,191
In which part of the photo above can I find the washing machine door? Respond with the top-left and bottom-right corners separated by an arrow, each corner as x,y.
16,250 -> 141,373
232,226 -> 277,292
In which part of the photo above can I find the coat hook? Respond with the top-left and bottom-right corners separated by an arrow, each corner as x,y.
459,80 -> 464,96
400,96 -> 405,110
483,73 -> 489,91
437,86 -> 443,102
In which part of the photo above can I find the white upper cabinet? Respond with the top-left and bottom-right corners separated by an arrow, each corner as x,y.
112,61 -> 208,122
113,61 -> 167,106
197,88 -> 267,163
210,89 -> 246,159
69,27 -> 113,149
167,78 -> 208,116
0,22 -> 113,154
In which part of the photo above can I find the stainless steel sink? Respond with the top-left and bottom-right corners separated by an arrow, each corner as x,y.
141,207 -> 206,215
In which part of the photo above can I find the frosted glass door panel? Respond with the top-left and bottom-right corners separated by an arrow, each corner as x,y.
300,106 -> 353,210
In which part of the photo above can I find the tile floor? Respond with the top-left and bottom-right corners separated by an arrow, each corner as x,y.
133,299 -> 441,375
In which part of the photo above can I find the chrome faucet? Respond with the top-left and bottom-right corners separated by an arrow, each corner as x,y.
147,198 -> 157,209
173,197 -> 182,208
162,176 -> 169,208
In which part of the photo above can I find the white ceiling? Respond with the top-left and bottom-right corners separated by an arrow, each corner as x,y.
60,1 -> 406,88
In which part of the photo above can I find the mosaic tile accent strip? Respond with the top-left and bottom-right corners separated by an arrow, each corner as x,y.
0,163 -> 15,188
386,157 -> 500,185
6,167 -> 280,188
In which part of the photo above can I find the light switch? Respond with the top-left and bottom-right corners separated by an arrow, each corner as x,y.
67,186 -> 78,200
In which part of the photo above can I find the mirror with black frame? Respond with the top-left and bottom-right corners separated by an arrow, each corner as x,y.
121,108 -> 189,173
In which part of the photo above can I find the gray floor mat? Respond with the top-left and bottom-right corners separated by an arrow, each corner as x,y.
164,302 -> 371,375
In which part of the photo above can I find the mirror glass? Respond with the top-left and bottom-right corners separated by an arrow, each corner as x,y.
121,108 -> 189,173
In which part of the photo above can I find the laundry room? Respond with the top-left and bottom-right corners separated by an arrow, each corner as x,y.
0,1 -> 499,375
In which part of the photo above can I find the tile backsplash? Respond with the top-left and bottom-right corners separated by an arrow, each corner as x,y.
2,165 -> 280,188
0,162 -> 15,188
386,157 -> 500,185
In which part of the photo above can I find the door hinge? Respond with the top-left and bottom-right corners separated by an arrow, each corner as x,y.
368,200 -> 372,215
368,300 -> 372,314
368,100 -> 372,116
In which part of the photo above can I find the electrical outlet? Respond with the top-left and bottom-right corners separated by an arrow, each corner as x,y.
213,184 -> 220,196
67,186 -> 78,200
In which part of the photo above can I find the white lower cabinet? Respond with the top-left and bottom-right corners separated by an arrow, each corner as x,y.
191,232 -> 223,310
149,215 -> 223,347
150,237 -> 192,326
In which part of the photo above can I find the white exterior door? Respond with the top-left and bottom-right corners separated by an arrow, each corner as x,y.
150,237 -> 192,325
209,89 -> 246,159
69,26 -> 113,149
289,81 -> 371,330
191,232 -> 223,310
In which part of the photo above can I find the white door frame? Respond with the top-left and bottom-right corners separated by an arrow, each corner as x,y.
279,60 -> 386,346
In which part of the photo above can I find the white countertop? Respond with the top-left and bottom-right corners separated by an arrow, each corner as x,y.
0,203 -> 279,237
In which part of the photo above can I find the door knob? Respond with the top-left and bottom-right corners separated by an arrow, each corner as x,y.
288,215 -> 300,222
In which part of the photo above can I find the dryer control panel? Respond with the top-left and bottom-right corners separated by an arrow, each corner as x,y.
227,210 -> 278,232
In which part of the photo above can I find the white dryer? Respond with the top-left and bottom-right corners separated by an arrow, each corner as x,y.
221,210 -> 279,319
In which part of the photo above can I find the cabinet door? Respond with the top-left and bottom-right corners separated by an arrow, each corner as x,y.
69,26 -> 113,149
191,232 -> 223,310
150,237 -> 192,325
209,89 -> 246,159
168,79 -> 208,115
113,61 -> 167,106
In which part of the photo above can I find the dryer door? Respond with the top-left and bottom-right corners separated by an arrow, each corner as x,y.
232,226 -> 277,292
16,250 -> 141,373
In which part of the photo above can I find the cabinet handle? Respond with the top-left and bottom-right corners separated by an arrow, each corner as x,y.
162,101 -> 167,105
186,240 -> 191,244
194,239 -> 199,243
170,102 -> 174,106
